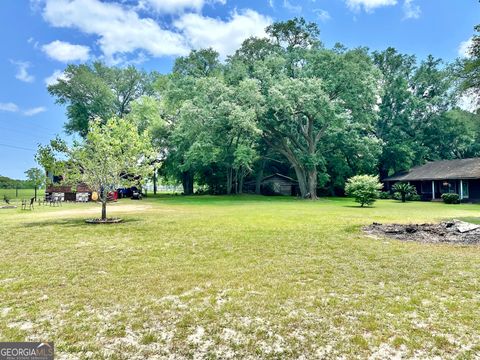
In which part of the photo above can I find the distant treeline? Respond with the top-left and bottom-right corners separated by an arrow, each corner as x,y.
0,175 -> 41,189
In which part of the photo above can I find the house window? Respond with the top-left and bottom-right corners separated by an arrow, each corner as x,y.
441,181 -> 454,194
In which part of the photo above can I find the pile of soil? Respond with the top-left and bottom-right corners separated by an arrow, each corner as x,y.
364,220 -> 480,245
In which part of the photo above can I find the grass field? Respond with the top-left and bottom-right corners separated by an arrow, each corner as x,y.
1,196 -> 480,359
0,188 -> 45,200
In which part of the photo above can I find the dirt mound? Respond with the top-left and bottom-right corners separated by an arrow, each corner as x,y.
364,220 -> 480,245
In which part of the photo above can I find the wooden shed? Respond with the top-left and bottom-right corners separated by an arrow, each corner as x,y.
245,173 -> 299,196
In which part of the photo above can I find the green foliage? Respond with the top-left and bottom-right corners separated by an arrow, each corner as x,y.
441,193 -> 460,204
0,174 -> 43,189
24,168 -> 44,188
266,17 -> 321,49
48,62 -> 154,137
458,22 -> 480,110
392,182 -> 417,203
378,191 -> 391,199
36,117 -> 156,219
41,17 -> 480,199
345,175 -> 383,207
373,48 -> 460,178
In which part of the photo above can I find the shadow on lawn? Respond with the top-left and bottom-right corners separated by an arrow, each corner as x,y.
342,205 -> 375,208
20,217 -> 141,228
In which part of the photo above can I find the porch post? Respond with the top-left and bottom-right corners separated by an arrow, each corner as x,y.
432,180 -> 435,200
460,180 -> 463,200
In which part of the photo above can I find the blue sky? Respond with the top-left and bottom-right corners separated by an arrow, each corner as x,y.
0,0 -> 478,179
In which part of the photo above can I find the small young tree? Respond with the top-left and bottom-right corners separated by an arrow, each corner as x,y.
37,117 -> 156,221
345,175 -> 383,207
392,182 -> 417,203
24,167 -> 44,200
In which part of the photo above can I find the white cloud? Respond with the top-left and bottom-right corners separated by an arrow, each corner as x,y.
174,10 -> 272,59
42,0 -> 189,62
0,103 -> 46,116
268,0 -> 274,8
459,38 -> 473,58
314,9 -> 331,22
283,0 -> 302,14
24,107 -> 47,116
38,0 -> 271,62
138,0 -> 225,14
44,69 -> 68,87
42,40 -> 90,62
345,0 -> 397,12
11,60 -> 35,83
0,103 -> 20,112
403,0 -> 420,19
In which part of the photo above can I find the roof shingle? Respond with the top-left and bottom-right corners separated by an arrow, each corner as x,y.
384,158 -> 480,181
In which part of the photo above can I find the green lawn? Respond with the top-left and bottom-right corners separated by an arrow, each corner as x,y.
1,196 -> 480,359
0,188 -> 45,200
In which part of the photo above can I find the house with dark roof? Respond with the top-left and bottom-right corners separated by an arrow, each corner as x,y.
383,158 -> 480,201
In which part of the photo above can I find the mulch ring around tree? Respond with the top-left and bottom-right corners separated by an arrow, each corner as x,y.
85,218 -> 123,224
364,220 -> 480,245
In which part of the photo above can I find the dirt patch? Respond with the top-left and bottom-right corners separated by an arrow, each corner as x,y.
364,220 -> 480,245
52,203 -> 154,217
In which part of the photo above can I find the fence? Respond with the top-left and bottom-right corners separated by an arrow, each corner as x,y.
0,188 -> 45,200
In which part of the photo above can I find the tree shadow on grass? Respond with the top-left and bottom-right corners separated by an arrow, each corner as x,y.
342,205 -> 374,208
20,217 -> 141,228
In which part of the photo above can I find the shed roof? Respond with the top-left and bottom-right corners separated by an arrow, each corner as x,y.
261,173 -> 298,183
384,158 -> 480,181
244,173 -> 298,185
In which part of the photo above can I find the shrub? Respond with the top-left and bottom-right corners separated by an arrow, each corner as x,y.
441,193 -> 460,204
411,194 -> 421,201
392,182 -> 417,203
378,191 -> 391,199
392,192 -> 420,201
345,175 -> 383,207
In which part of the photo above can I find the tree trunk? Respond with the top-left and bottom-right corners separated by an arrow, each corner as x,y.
34,186 -> 37,201
379,162 -> 388,181
255,160 -> 265,195
234,169 -> 238,194
307,168 -> 318,200
101,200 -> 107,220
182,171 -> 194,195
292,165 -> 307,198
226,167 -> 233,195
153,170 -> 157,195
238,171 -> 245,195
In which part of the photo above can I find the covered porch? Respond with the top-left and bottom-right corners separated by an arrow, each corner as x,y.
411,179 -> 470,201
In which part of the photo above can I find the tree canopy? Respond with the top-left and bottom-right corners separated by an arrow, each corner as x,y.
43,17 -> 480,199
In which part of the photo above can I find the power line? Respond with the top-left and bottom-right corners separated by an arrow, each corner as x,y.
0,125 -> 55,138
0,143 -> 36,152
0,118 -> 59,134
